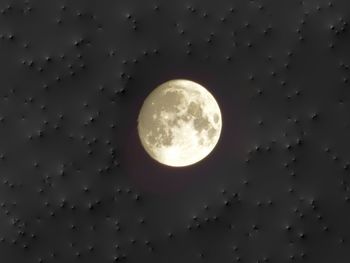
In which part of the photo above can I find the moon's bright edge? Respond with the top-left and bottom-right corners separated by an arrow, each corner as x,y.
137,79 -> 222,167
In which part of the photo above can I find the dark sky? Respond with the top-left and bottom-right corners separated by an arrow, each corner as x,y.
0,0 -> 349,262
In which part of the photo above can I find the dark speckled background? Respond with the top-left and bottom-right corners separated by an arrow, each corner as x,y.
0,0 -> 349,262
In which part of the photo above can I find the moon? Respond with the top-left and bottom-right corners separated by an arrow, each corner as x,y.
137,79 -> 222,167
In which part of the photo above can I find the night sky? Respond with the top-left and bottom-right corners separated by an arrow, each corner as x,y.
0,0 -> 350,262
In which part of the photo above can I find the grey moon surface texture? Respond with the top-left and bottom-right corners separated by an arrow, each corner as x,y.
137,79 -> 222,167
0,0 -> 350,263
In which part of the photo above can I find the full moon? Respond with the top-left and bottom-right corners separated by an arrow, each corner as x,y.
137,79 -> 222,167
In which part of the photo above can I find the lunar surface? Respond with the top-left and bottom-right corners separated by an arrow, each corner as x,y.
137,79 -> 222,167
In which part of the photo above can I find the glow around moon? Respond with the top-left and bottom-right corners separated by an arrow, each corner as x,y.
137,79 -> 222,167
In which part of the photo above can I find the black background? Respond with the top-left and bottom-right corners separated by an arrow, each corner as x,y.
0,0 -> 349,262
